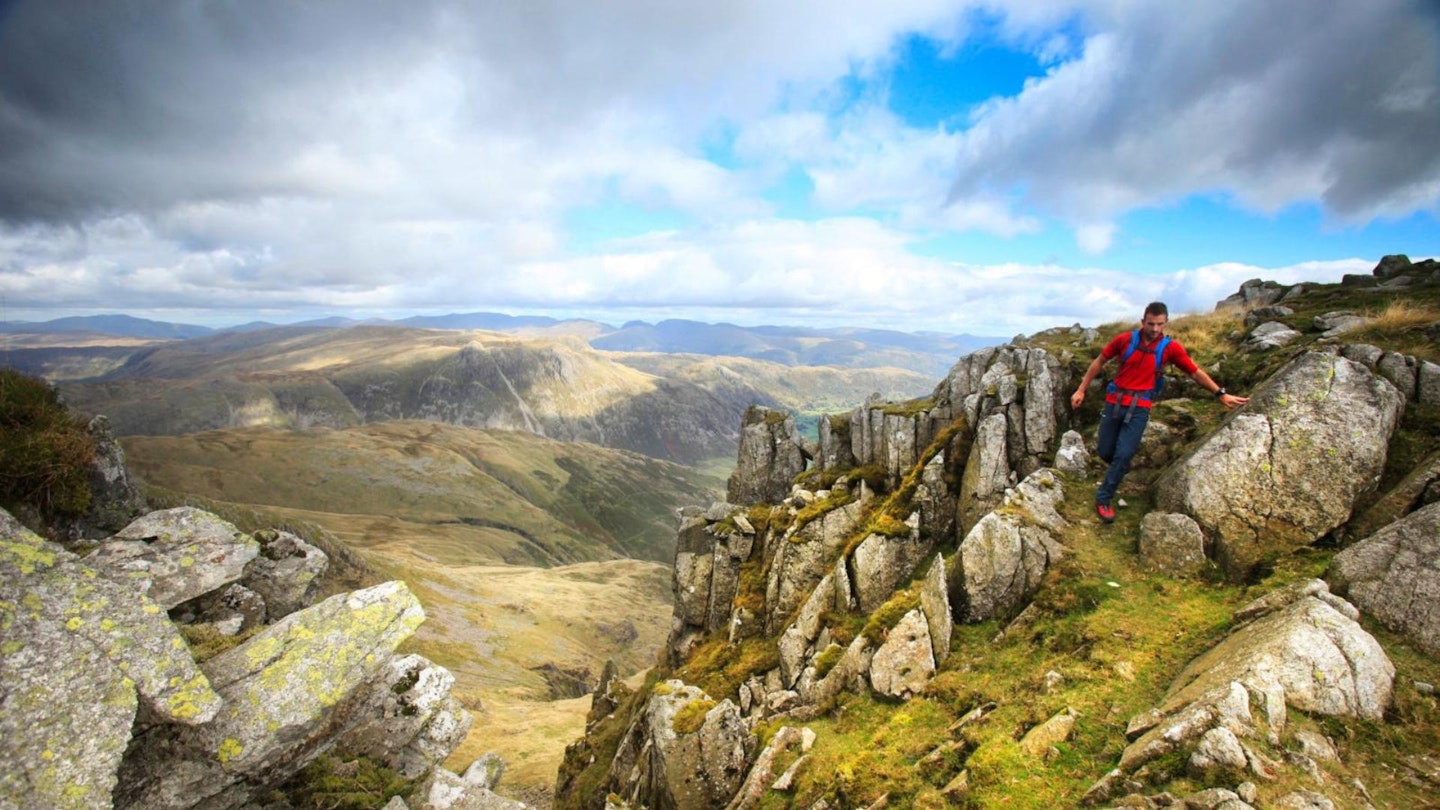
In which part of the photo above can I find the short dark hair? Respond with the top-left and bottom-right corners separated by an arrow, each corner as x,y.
1144,302 -> 1169,319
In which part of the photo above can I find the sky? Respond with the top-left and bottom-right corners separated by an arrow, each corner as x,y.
1,0 -> 1438,337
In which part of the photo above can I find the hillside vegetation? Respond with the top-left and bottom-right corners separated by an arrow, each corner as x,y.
558,266 -> 1440,810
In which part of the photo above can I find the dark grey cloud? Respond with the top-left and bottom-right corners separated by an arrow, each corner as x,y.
947,0 -> 1440,230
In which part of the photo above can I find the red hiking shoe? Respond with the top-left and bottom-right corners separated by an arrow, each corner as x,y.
1096,502 -> 1115,523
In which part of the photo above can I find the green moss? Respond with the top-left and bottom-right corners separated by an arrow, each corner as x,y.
861,588 -> 922,643
672,698 -> 717,734
881,397 -> 936,418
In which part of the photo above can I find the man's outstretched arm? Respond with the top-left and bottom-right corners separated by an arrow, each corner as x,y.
1188,368 -> 1249,409
1070,354 -> 1109,410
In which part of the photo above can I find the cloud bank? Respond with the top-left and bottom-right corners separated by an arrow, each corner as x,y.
0,0 -> 1435,334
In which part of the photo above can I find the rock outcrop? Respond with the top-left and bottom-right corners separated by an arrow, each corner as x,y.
1,500 -> 478,810
1328,500 -> 1440,656
0,508 -> 223,810
727,406 -> 807,504
952,469 -> 1067,623
1117,580 -> 1392,775
1155,351 -> 1404,581
608,681 -> 754,810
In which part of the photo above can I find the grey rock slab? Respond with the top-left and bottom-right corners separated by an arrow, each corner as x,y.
114,580 -> 427,810
90,507 -> 260,609
242,528 -> 328,619
0,508 -> 221,810
1138,512 -> 1208,577
608,680 -> 752,810
868,609 -> 936,699
1329,500 -> 1440,656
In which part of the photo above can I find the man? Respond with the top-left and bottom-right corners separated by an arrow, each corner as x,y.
1070,302 -> 1249,523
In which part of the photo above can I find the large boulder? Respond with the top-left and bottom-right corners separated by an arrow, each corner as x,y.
88,507 -> 261,609
1119,580 -> 1392,773
851,515 -> 934,613
0,508 -> 223,810
331,654 -> 474,779
1328,501 -> 1440,656
727,406 -> 806,505
763,497 -> 867,633
952,470 -> 1067,623
1155,352 -> 1404,581
607,681 -> 753,810
114,580 -> 429,810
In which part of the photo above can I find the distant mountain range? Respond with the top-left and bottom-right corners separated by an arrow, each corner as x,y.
1,313 -> 1003,377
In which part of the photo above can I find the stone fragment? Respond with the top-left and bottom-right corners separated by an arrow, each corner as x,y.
1055,429 -> 1089,476
1189,727 -> 1247,773
114,581 -> 428,810
1137,512 -> 1207,577
608,681 -> 752,810
727,406 -> 806,505
1018,707 -> 1076,757
868,609 -> 936,699
0,509 -> 222,810
243,528 -> 328,619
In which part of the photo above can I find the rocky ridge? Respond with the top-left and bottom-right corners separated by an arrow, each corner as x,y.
557,254 -> 1440,810
1,496 -> 524,809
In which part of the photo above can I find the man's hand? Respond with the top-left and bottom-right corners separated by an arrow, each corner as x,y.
1070,389 -> 1085,410
1219,392 -> 1249,409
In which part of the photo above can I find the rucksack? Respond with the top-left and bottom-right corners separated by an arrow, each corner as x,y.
1108,329 -> 1171,401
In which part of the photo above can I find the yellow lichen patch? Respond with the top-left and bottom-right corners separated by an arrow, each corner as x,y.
142,603 -> 162,615
166,674 -> 218,721
0,537 -> 57,575
99,618 -> 117,633
2,640 -> 23,655
217,737 -> 245,765
22,592 -> 44,614
65,617 -> 83,632
180,556 -> 196,568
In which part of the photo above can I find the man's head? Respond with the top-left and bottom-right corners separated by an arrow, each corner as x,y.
1141,301 -> 1169,342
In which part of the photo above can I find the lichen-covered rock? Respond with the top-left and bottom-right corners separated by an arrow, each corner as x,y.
727,406 -> 806,505
851,516 -> 933,613
89,507 -> 260,609
0,508 -> 222,810
242,528 -> 328,619
868,609 -> 936,699
919,556 -> 952,664
608,681 -> 753,810
1018,707 -> 1076,758
1119,581 -> 1392,774
1328,500 -> 1440,656
114,580 -> 427,810
952,470 -> 1066,623
332,654 -> 474,779
958,412 -> 1010,535
1189,726 -> 1248,774
764,498 -> 866,633
1138,512 -> 1208,577
1155,351 -> 1404,581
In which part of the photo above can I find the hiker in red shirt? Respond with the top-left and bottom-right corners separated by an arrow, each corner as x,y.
1070,302 -> 1249,523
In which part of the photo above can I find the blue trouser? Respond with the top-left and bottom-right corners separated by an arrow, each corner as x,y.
1095,400 -> 1150,505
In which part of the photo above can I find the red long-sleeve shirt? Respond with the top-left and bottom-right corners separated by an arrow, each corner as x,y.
1101,331 -> 1198,408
